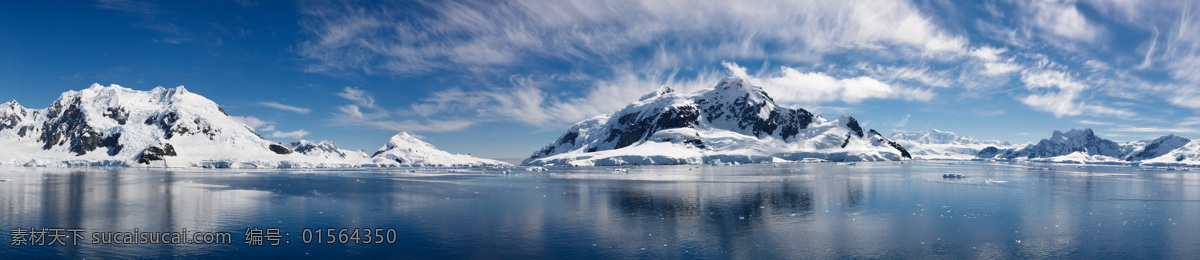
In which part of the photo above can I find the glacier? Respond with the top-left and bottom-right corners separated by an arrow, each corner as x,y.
522,77 -> 912,166
972,128 -> 1200,166
0,84 -> 508,168
889,129 -> 1023,160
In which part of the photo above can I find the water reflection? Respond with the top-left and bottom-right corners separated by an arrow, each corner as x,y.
1,163 -> 1199,258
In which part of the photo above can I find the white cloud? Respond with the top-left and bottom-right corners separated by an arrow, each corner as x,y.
1177,117 -> 1200,127
1077,120 -> 1113,125
336,86 -> 376,108
297,0 -> 966,75
257,101 -> 312,114
268,129 -> 310,139
95,0 -> 158,15
855,63 -> 953,88
228,115 -> 310,139
331,98 -> 476,132
1109,126 -> 1200,134
1018,69 -> 1134,118
896,114 -> 912,128
229,115 -> 269,129
1025,0 -> 1102,42
722,62 -> 934,104
968,46 -> 1021,76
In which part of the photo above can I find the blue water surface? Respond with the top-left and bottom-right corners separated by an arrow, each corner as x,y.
1,162 -> 1198,259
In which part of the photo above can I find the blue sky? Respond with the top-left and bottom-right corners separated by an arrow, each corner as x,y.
3,0 -> 1200,159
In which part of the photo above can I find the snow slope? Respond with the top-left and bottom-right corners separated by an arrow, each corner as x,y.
523,77 -> 911,166
0,84 -> 502,168
1124,134 -> 1191,161
970,128 -> 1200,165
371,132 -> 510,167
889,129 -> 1019,160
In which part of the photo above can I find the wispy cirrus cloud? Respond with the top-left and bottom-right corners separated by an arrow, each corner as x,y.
336,86 -> 376,108
1017,68 -> 1134,118
229,115 -> 310,139
723,62 -> 934,104
297,0 -> 966,76
268,129 -> 310,139
95,0 -> 159,15
296,0 -> 1200,137
257,101 -> 312,114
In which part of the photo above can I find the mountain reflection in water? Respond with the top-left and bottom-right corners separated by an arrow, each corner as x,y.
2,162 -> 1198,258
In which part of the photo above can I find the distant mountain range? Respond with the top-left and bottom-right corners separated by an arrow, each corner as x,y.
4,83 -> 1200,168
523,77 -> 911,166
972,129 -> 1193,165
888,129 -> 1022,160
892,128 -> 1197,165
0,84 -> 507,168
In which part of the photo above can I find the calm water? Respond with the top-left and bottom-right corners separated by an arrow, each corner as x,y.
2,162 -> 1198,259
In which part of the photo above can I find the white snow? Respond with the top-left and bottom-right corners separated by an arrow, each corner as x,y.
889,129 -> 1024,160
371,132 -> 510,167
0,84 -> 506,169
523,77 -> 911,166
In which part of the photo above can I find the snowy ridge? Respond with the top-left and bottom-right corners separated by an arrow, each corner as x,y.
889,129 -> 1019,160
287,140 -> 371,162
975,129 -> 1125,163
371,132 -> 510,167
0,84 -> 503,168
1124,134 -> 1190,162
523,77 -> 911,166
972,128 -> 1200,165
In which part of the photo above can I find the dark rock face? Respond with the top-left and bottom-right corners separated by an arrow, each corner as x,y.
0,102 -> 27,132
36,96 -> 123,156
145,112 -> 219,140
1005,129 -> 1122,159
977,146 -> 1001,158
104,107 -> 128,125
269,144 -> 293,155
696,93 -> 814,141
603,105 -> 701,150
288,140 -> 351,158
846,118 -> 865,138
557,131 -> 579,147
137,143 -> 177,164
523,78 -> 912,164
1126,134 -> 1191,161
870,130 -> 911,159
17,126 -> 32,137
0,114 -> 22,132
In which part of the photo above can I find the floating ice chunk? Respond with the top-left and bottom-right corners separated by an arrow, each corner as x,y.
708,159 -> 723,166
942,173 -> 964,179
613,168 -> 630,173
985,179 -> 1007,184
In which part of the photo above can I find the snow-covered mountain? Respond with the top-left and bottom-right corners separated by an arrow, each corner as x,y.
0,84 -> 504,168
974,128 -> 1149,164
1141,139 -> 1200,165
889,129 -> 1017,160
287,140 -> 371,162
522,77 -> 911,166
1124,134 -> 1191,162
371,132 -> 510,167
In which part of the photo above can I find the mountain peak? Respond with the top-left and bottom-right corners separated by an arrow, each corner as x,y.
372,132 -> 510,167
524,76 -> 909,166
712,77 -> 770,100
638,86 -> 675,101
2,100 -> 21,110
379,132 -> 437,152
